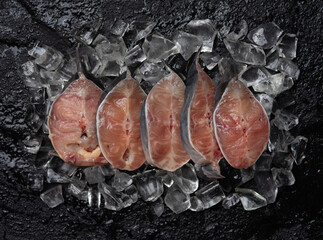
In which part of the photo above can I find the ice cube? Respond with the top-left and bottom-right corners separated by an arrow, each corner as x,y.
124,185 -> 138,203
254,171 -> 278,204
59,163 -> 78,177
155,170 -> 174,187
46,169 -> 70,183
168,163 -> 198,194
218,58 -> 247,80
83,166 -> 105,184
22,135 -> 43,154
272,152 -> 294,170
235,188 -> 267,210
28,45 -> 64,71
139,61 -> 168,85
164,186 -> 191,214
67,182 -> 88,201
46,84 -> 63,101
128,20 -> 157,42
100,164 -> 115,177
277,58 -> 300,79
111,170 -> 133,192
28,88 -> 46,105
222,193 -> 240,209
254,153 -> 272,171
78,45 -> 102,76
189,196 -> 204,212
239,67 -> 271,87
34,151 -> 54,169
252,73 -> 285,96
124,45 -> 147,66
172,31 -> 202,61
265,50 -> 281,71
291,136 -> 308,165
74,22 -> 101,45
247,22 -> 283,49
87,187 -> 102,208
255,93 -> 274,116
142,34 -> 178,62
186,19 -> 217,52
224,39 -> 266,65
226,19 -> 248,41
27,173 -> 44,191
281,76 -> 294,92
277,34 -> 298,59
200,163 -> 224,180
167,54 -> 187,76
200,51 -> 221,70
271,168 -> 295,187
135,171 -> 164,202
273,109 -> 299,131
217,22 -> 232,40
25,105 -> 44,132
40,185 -> 64,208
240,168 -> 255,184
110,19 -> 129,37
98,182 -> 124,211
195,181 -> 225,209
268,124 -> 293,152
152,198 -> 164,217
21,61 -> 43,88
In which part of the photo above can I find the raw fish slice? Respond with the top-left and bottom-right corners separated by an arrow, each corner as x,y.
213,78 -> 270,169
140,71 -> 190,171
96,78 -> 147,171
48,72 -> 106,166
180,53 -> 223,173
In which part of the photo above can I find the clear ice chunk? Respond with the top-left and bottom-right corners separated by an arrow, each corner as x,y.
21,61 -> 42,88
110,19 -> 129,37
164,186 -> 191,214
189,196 -> 204,212
35,151 -> 53,169
155,170 -> 174,187
265,50 -> 281,71
195,181 -> 225,209
240,168 -> 255,184
268,124 -> 294,152
124,45 -> 147,66
218,58 -> 247,80
28,45 -> 64,71
239,67 -> 271,87
27,173 -> 44,191
255,93 -> 274,116
168,163 -> 198,194
254,171 -> 278,204
226,19 -> 248,41
124,185 -> 138,204
28,88 -> 46,105
83,167 -> 105,185
98,182 -> 124,211
222,193 -> 240,209
224,39 -> 266,65
40,185 -> 64,208
100,164 -> 115,177
142,34 -> 178,62
235,188 -> 267,211
277,58 -> 300,79
46,169 -> 70,183
135,171 -> 164,202
271,168 -> 295,187
78,45 -> 102,76
186,19 -> 217,52
152,198 -> 164,217
247,22 -> 283,49
58,163 -> 77,177
291,136 -> 308,165
200,163 -> 224,179
25,105 -> 44,132
139,61 -> 168,85
277,34 -> 298,59
281,76 -> 294,93
273,109 -> 299,131
46,84 -> 63,101
111,170 -> 133,192
200,51 -> 221,70
128,20 -> 157,42
67,182 -> 88,201
272,152 -> 294,170
254,153 -> 272,171
75,22 -> 101,45
23,135 -> 43,154
172,31 -> 203,61
252,73 -> 285,96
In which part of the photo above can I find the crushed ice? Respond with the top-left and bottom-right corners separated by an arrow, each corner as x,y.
22,19 -> 306,214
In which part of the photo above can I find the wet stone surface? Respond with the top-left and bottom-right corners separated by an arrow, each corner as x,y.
0,0 -> 322,239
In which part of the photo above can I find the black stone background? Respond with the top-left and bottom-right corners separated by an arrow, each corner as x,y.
0,0 -> 322,239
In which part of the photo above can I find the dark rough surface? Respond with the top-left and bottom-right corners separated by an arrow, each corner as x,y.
0,0 -> 323,239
